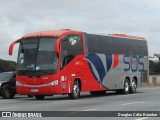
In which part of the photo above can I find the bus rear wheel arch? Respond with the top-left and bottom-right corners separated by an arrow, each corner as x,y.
68,79 -> 81,99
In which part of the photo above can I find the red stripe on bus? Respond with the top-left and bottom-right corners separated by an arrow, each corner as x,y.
113,54 -> 119,68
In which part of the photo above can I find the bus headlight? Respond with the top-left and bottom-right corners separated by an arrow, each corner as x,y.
46,80 -> 58,86
16,81 -> 24,86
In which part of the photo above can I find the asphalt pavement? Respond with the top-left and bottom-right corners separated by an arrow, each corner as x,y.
0,87 -> 160,120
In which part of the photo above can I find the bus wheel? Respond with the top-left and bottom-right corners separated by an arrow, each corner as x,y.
123,78 -> 130,94
129,78 -> 137,94
35,95 -> 45,100
68,80 -> 80,99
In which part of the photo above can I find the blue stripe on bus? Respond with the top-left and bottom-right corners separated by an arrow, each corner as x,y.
84,33 -> 89,53
85,53 -> 106,82
105,54 -> 113,72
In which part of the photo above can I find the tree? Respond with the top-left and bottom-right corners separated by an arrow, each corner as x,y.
0,59 -> 17,73
149,60 -> 160,75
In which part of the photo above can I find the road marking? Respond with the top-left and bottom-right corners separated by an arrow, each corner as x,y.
135,117 -> 149,120
121,102 -> 145,106
0,100 -> 70,110
51,100 -> 77,104
0,106 -> 18,110
138,87 -> 159,90
65,108 -> 100,115
83,108 -> 99,111
51,101 -> 68,104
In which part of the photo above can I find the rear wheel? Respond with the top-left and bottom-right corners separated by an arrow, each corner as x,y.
129,78 -> 137,94
68,80 -> 80,99
2,87 -> 15,99
35,95 -> 45,100
123,78 -> 130,94
116,78 -> 130,94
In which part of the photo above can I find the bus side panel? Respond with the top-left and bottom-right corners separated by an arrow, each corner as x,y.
85,53 -> 149,90
58,55 -> 107,93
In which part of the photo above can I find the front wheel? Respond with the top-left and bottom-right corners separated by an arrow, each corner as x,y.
35,95 -> 45,100
68,80 -> 80,99
2,87 -> 15,99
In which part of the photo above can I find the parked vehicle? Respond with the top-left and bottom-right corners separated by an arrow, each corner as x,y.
0,72 -> 33,99
0,72 -> 16,99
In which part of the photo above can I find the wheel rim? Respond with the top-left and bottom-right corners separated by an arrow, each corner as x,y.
125,81 -> 129,92
131,80 -> 137,91
5,89 -> 11,98
73,84 -> 79,97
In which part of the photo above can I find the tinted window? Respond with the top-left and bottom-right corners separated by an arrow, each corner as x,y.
61,34 -> 83,69
0,72 -> 13,81
17,37 -> 59,76
87,34 -> 148,56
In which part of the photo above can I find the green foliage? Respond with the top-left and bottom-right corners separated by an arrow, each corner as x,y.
0,59 -> 17,73
149,60 -> 160,75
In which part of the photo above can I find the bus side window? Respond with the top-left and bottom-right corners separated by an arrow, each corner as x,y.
60,34 -> 83,70
61,50 -> 67,69
62,55 -> 74,68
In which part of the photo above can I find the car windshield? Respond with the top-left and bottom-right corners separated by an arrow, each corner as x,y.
0,72 -> 13,81
17,37 -> 58,76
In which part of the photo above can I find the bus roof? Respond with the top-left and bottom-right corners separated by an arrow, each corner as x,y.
22,29 -> 82,38
109,34 -> 145,40
22,29 -> 145,41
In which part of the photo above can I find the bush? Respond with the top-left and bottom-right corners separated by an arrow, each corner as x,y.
0,59 -> 17,73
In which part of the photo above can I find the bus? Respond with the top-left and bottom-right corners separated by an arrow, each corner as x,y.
9,29 -> 149,100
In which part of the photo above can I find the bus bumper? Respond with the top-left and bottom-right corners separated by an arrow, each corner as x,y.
16,85 -> 60,95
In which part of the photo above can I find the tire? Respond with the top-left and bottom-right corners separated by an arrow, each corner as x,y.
2,87 -> 15,99
35,95 -> 45,100
116,78 -> 130,94
68,80 -> 80,99
123,78 -> 130,94
129,78 -> 137,94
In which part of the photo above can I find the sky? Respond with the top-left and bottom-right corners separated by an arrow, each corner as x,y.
0,0 -> 160,61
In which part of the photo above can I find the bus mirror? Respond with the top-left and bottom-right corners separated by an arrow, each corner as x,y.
54,39 -> 60,54
9,40 -> 19,55
54,36 -> 67,55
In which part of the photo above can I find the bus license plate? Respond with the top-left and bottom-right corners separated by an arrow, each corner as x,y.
31,89 -> 38,92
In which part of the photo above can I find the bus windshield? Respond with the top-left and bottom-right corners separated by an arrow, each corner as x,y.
17,37 -> 58,76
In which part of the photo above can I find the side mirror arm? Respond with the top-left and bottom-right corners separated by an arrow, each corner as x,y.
9,40 -> 20,55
